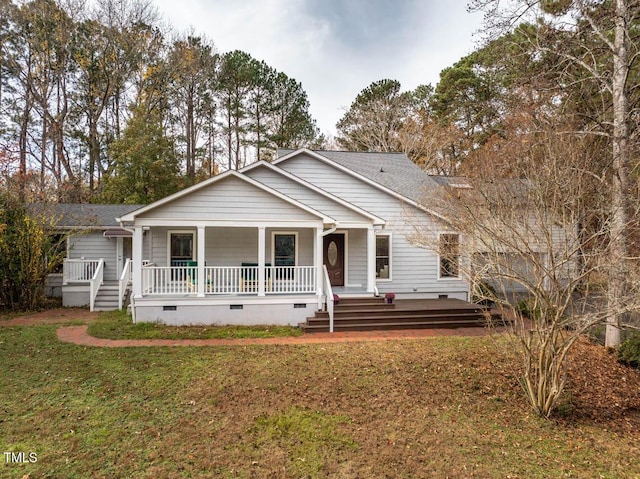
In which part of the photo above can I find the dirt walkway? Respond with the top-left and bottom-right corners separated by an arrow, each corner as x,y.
0,308 -> 99,327
57,323 -> 498,348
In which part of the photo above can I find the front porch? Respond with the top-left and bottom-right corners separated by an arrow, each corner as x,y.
125,223 -> 381,326
129,224 -> 380,299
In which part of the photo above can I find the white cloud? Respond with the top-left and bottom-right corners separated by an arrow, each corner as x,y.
152,0 -> 482,135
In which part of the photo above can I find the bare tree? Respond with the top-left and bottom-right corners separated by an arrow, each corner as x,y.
410,115 -> 640,417
469,0 -> 640,348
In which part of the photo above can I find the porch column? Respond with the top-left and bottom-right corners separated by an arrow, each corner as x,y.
197,226 -> 206,297
366,226 -> 376,293
132,226 -> 143,298
258,227 -> 266,296
315,226 -> 324,308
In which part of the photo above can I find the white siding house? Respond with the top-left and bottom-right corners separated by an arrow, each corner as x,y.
58,149 -> 481,325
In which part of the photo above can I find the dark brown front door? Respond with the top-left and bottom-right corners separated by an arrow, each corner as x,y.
323,234 -> 345,286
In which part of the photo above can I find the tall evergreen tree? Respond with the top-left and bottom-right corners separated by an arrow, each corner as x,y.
99,103 -> 180,204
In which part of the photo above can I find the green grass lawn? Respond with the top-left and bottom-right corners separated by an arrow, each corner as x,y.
1,323 -> 639,478
88,309 -> 303,340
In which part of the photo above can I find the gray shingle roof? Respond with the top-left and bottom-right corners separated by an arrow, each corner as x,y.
47,204 -> 144,227
278,149 -> 438,202
429,176 -> 472,187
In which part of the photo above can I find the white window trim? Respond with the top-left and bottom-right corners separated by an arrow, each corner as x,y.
271,231 -> 299,267
375,231 -> 392,282
437,232 -> 461,281
166,230 -> 196,267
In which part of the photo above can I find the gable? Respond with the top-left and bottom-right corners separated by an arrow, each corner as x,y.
277,149 -> 438,202
135,174 -> 324,222
275,152 -> 409,214
244,163 -> 383,225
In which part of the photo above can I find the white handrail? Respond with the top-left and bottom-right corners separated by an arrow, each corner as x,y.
118,258 -> 132,310
63,259 -> 101,284
89,259 -> 104,312
322,265 -> 335,333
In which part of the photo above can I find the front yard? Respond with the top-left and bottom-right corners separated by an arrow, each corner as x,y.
1,314 -> 639,478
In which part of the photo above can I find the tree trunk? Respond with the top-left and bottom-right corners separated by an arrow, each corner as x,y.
89,114 -> 100,192
226,96 -> 232,171
18,94 -> 32,202
605,0 -> 630,348
186,84 -> 195,179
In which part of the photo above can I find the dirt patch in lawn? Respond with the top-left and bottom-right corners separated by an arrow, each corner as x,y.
0,307 -> 98,326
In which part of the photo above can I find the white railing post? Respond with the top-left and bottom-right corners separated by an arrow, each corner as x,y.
322,265 -> 334,333
118,258 -> 132,310
258,227 -> 266,297
315,226 -> 324,309
89,259 -> 104,312
132,227 -> 143,299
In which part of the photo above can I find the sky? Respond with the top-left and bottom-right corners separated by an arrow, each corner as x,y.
151,0 -> 484,136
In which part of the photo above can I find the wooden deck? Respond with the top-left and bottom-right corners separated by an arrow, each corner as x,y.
301,297 -> 500,333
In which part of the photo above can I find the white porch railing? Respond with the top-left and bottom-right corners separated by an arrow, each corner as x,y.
118,258 -> 132,310
141,265 -> 317,296
142,265 -> 194,295
322,265 -> 335,333
205,266 -> 247,294
63,259 -> 102,284
89,259 -> 104,312
266,266 -> 317,294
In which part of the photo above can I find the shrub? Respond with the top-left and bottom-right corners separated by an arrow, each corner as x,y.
617,332 -> 640,368
0,195 -> 65,311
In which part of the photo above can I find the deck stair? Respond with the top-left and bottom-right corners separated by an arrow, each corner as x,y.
301,297 -> 493,333
93,281 -> 121,311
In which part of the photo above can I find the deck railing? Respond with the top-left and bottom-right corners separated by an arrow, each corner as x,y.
142,265 -> 193,295
141,265 -> 317,296
63,259 -> 102,284
266,266 -> 317,294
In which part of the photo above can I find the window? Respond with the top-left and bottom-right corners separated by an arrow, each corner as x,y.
273,233 -> 296,267
169,232 -> 194,266
376,235 -> 390,279
439,234 -> 460,278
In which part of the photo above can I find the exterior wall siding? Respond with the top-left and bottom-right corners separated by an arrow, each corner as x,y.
345,229 -> 367,287
68,231 -> 118,281
246,166 -> 369,223
137,175 -> 320,222
279,153 -> 469,297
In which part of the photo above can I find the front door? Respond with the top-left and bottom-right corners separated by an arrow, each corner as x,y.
323,234 -> 345,287
117,236 -> 133,278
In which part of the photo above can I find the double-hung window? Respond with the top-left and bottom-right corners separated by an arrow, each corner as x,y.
376,234 -> 391,280
273,233 -> 297,280
439,233 -> 460,278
